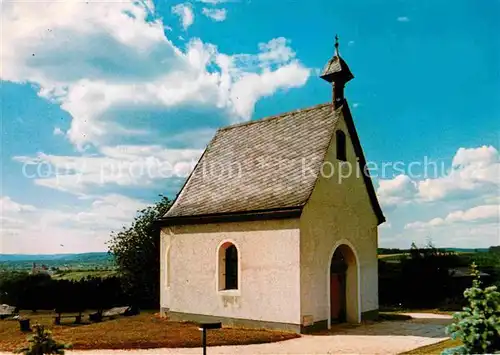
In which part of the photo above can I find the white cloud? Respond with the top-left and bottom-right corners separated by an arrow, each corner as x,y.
257,37 -> 296,66
378,146 -> 500,249
172,3 -> 195,30
202,8 -> 227,22
14,145 -> 203,194
417,146 -> 499,202
377,146 -> 499,208
73,194 -> 146,226
397,16 -> 410,22
164,128 -> 216,149
1,0 -> 310,253
405,219 -> 440,229
388,222 -> 499,249
452,145 -> 498,166
399,204 -> 500,248
1,1 -> 310,149
53,127 -> 64,136
377,174 -> 418,208
2,0 -> 182,149
405,204 -> 500,229
446,204 -> 499,223
196,0 -> 231,4
0,194 -> 147,253
0,196 -> 37,213
380,222 -> 392,229
2,0 -> 170,84
228,61 -> 309,119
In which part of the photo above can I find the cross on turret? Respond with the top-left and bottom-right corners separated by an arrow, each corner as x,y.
320,35 -> 354,108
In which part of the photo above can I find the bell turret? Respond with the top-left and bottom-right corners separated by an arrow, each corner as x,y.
320,35 -> 354,108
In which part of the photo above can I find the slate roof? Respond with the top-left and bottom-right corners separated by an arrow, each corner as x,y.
164,103 -> 337,218
320,55 -> 354,84
162,101 -> 385,225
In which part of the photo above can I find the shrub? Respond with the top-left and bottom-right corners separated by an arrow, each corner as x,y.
443,263 -> 500,355
379,243 -> 461,308
0,272 -> 127,311
16,324 -> 71,355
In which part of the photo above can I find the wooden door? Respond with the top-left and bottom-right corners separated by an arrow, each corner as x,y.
330,272 -> 347,322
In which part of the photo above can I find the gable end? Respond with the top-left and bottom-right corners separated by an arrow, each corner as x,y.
340,100 -> 385,225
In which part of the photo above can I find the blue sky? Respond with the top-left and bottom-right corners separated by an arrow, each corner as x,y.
1,0 -> 499,253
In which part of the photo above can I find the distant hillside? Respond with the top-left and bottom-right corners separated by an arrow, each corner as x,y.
0,252 -> 111,262
378,247 -> 490,255
444,248 -> 489,253
0,252 -> 114,270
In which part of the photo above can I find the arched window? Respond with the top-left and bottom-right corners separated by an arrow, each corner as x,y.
336,130 -> 347,161
218,242 -> 238,290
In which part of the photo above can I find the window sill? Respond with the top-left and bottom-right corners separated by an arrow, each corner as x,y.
217,289 -> 241,297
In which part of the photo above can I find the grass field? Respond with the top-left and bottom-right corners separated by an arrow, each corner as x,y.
378,253 -> 406,259
0,311 -> 299,352
52,269 -> 118,281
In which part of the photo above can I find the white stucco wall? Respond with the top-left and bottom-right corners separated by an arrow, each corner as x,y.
299,108 -> 379,325
160,218 -> 302,325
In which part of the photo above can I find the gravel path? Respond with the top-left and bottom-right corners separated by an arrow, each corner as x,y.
3,313 -> 453,355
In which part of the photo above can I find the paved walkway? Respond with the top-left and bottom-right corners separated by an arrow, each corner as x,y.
5,313 -> 453,355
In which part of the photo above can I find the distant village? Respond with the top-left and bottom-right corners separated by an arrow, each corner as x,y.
30,262 -> 70,276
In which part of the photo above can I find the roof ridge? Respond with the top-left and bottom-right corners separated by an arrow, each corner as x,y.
219,102 -> 333,132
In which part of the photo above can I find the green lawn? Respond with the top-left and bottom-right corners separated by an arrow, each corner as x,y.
0,311 -> 299,352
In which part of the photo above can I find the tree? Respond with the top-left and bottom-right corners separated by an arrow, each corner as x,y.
489,246 -> 500,254
444,263 -> 500,354
16,324 -> 71,355
108,195 -> 172,308
0,272 -> 54,311
395,242 -> 458,308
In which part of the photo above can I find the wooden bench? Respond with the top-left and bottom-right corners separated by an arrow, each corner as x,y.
0,304 -> 17,320
53,309 -> 84,325
88,306 -> 132,322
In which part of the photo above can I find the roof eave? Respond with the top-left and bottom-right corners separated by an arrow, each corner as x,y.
157,206 -> 304,227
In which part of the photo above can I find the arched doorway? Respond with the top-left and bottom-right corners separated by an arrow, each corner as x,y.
329,243 -> 359,324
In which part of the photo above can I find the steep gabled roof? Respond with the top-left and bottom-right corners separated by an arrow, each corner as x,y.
163,103 -> 337,218
160,101 -> 385,226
